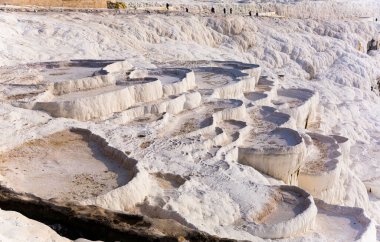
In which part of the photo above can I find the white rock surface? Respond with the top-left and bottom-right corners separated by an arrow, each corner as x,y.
0,3 -> 379,242
0,209 -> 70,242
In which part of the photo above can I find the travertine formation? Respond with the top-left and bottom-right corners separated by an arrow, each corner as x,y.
0,59 -> 376,241
0,0 -> 107,9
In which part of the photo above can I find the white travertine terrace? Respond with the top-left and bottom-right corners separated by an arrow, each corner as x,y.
210,64 -> 261,99
81,162 -> 153,212
34,78 -> 164,120
0,58 -> 376,241
245,186 -> 317,239
51,75 -> 116,95
273,88 -> 319,129
159,68 -> 197,96
0,127 -> 144,203
299,133 -> 343,202
24,61 -> 200,121
110,91 -> 202,124
239,128 -> 306,185
68,128 -> 153,211
314,199 -> 376,242
244,77 -> 278,106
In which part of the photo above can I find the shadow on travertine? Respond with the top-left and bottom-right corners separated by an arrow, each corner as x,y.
0,186 -> 233,242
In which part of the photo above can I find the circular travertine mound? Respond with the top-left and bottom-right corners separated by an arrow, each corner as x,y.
134,172 -> 316,241
299,133 -> 342,198
238,128 -> 306,184
314,199 -> 376,242
244,185 -> 317,239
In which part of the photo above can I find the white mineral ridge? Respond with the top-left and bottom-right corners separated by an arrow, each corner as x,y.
0,1 -> 380,241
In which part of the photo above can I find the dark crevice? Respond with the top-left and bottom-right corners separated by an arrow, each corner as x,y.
0,186 -> 233,242
305,114 -> 310,129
